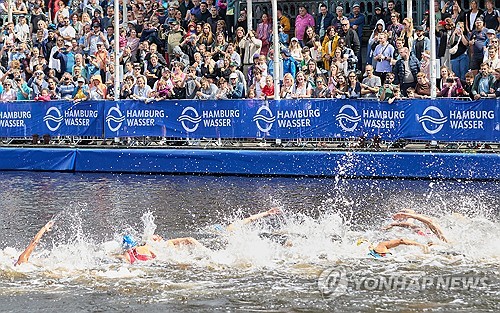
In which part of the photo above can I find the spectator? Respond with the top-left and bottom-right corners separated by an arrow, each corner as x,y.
481,0 -> 500,31
295,5 -> 314,45
59,73 -> 76,100
384,0 -> 399,25
378,72 -> 397,101
292,71 -> 312,98
279,48 -> 295,79
348,3 -> 365,70
367,19 -> 386,67
370,6 -> 385,30
387,12 -> 403,47
73,77 -> 90,101
256,13 -> 271,56
488,67 -> 500,97
393,47 -> 420,96
450,23 -> 470,81
373,32 -> 394,82
289,37 -> 302,63
462,71 -> 475,99
471,62 -> 495,99
332,47 -> 348,76
316,4 -> 334,41
236,9 -> 247,34
280,73 -> 294,99
361,65 -> 381,99
321,26 -> 339,72
132,75 -> 153,100
438,77 -> 463,97
196,76 -> 218,99
414,72 -> 432,98
412,26 -> 430,60
228,72 -> 244,99
260,75 -> 274,99
277,7 -> 291,36
465,0 -> 483,34
332,73 -> 348,98
339,19 -> 360,70
239,30 -> 262,73
332,6 -> 344,32
311,76 -> 331,98
347,71 -> 361,98
483,45 -> 500,71
469,17 -> 488,76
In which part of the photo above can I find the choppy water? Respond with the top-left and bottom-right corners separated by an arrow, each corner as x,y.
0,172 -> 498,312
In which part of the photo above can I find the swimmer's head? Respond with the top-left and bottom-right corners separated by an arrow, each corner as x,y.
122,235 -> 137,249
213,224 -> 225,232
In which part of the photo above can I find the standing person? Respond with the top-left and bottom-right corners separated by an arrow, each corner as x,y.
367,19 -> 385,67
348,3 -> 365,70
481,0 -> 500,32
277,7 -> 291,37
450,23 -> 471,80
315,4 -> 333,42
239,30 -> 262,76
411,26 -> 430,60
437,17 -> 455,69
340,19 -> 360,71
294,5 -> 314,46
464,0 -> 483,35
373,32 -> 394,83
256,13 -> 271,57
331,6 -> 345,32
384,0 -> 399,25
469,18 -> 488,76
322,26 -> 339,72
393,47 -> 420,96
387,12 -> 404,47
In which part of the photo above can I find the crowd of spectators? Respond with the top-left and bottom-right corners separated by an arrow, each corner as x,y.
1,0 -> 500,103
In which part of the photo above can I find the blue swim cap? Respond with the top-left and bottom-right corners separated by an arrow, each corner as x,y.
122,235 -> 138,249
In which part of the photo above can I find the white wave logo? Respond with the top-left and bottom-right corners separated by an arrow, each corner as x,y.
336,105 -> 361,132
178,106 -> 202,133
417,106 -> 448,134
43,106 -> 63,131
106,105 -> 125,132
252,105 -> 276,133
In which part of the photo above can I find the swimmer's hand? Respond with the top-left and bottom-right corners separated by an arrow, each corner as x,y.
44,221 -> 55,232
152,234 -> 164,242
266,208 -> 282,216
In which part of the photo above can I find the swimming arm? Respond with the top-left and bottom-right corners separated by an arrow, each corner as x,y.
15,220 -> 54,266
226,208 -> 282,231
393,212 -> 448,243
376,238 -> 430,253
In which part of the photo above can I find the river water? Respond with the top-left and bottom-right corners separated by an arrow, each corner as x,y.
0,172 -> 498,312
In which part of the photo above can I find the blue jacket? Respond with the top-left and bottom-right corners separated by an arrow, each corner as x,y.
393,55 -> 420,85
282,56 -> 297,78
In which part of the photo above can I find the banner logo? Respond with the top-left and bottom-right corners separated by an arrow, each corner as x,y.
253,105 -> 276,132
417,106 -> 448,134
178,106 -> 202,133
336,105 -> 361,132
43,107 -> 63,131
106,105 -> 125,132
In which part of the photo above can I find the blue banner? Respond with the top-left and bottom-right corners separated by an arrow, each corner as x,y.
1,99 -> 499,142
0,100 -> 104,137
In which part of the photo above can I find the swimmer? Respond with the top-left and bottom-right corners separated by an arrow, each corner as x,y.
384,209 -> 449,243
15,220 -> 54,266
225,207 -> 282,231
120,234 -> 203,264
358,238 -> 431,258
